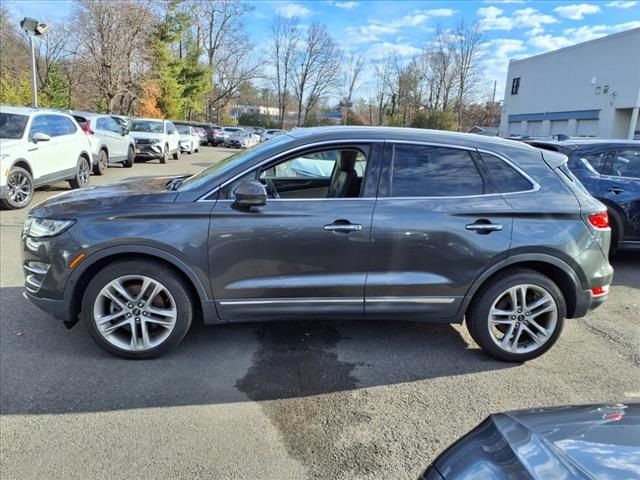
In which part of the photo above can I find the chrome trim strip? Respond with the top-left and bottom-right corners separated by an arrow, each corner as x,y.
365,296 -> 456,304
197,139 -> 383,202
25,274 -> 43,291
219,297 -> 363,306
219,296 -> 457,306
24,264 -> 49,275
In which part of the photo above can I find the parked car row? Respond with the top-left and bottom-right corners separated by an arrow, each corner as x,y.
0,106 -> 218,209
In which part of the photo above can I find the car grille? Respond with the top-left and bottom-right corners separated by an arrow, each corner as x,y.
24,261 -> 49,294
135,138 -> 153,145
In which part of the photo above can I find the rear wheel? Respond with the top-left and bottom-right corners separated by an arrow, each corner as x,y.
172,148 -> 179,160
123,146 -> 134,168
466,269 -> 565,362
93,149 -> 108,175
82,260 -> 193,359
1,167 -> 33,209
68,156 -> 90,189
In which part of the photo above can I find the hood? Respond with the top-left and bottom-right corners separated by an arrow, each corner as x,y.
29,176 -> 180,218
432,404 -> 640,480
129,132 -> 163,140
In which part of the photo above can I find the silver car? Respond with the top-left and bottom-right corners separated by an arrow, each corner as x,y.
71,112 -> 135,175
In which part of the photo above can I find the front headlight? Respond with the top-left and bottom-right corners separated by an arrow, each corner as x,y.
26,217 -> 75,238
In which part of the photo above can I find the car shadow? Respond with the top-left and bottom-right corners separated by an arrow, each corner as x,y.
0,287 -> 514,415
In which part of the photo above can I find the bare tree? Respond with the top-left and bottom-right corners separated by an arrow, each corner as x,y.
342,52 -> 365,124
269,16 -> 299,128
453,20 -> 483,129
73,0 -> 154,113
292,22 -> 341,126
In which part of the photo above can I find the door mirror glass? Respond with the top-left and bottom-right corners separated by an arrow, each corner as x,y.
32,132 -> 51,143
233,181 -> 267,208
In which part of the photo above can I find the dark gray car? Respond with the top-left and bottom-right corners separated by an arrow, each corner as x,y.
421,403 -> 640,480
21,127 -> 613,360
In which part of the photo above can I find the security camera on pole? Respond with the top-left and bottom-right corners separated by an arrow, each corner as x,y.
19,17 -> 49,108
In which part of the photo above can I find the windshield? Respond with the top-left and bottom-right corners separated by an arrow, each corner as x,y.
0,113 -> 29,139
130,120 -> 164,133
178,133 -> 292,191
176,125 -> 191,134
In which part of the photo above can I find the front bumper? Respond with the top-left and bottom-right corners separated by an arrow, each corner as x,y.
179,142 -> 193,152
0,185 -> 7,200
134,143 -> 163,158
23,290 -> 71,321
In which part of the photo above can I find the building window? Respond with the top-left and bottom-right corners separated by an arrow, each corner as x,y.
603,85 -> 609,94
511,77 -> 520,95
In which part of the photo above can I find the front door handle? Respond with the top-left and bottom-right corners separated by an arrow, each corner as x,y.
465,221 -> 503,234
607,186 -> 624,195
324,220 -> 362,233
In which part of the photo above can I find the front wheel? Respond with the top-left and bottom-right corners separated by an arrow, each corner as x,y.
68,156 -> 90,189
160,146 -> 168,164
466,269 -> 566,362
1,167 -> 33,209
172,148 -> 179,160
82,260 -> 193,359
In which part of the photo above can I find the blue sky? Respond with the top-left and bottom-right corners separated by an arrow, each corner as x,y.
5,0 -> 640,100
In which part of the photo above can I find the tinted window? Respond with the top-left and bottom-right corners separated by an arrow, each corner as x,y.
61,116 -> 78,134
105,116 -> 121,133
391,145 -> 485,197
96,118 -> 108,131
579,151 -> 610,174
611,149 -> 640,179
47,115 -> 71,137
0,113 -> 28,139
129,120 -> 164,133
481,153 -> 532,193
167,122 -> 176,134
30,115 -> 52,137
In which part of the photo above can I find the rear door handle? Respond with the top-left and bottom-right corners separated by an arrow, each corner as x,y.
607,186 -> 624,195
324,220 -> 362,233
465,221 -> 503,234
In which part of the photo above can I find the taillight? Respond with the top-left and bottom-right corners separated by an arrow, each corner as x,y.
588,212 -> 609,229
591,285 -> 609,296
81,123 -> 94,135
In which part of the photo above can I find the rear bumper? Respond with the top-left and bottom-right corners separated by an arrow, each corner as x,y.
573,288 -> 609,318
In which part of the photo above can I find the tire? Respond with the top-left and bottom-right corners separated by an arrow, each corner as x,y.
1,166 -> 33,209
93,149 -> 108,175
608,210 -> 619,257
160,146 -> 168,164
172,148 -> 179,160
82,259 -> 193,359
68,156 -> 91,189
123,146 -> 134,168
466,269 -> 566,362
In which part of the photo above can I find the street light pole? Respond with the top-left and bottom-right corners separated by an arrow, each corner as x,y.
29,35 -> 38,107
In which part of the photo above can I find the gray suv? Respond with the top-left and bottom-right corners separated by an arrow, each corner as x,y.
21,127 -> 613,361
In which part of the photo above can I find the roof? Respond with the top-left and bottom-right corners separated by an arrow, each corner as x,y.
286,126 -> 537,153
530,139 -> 640,148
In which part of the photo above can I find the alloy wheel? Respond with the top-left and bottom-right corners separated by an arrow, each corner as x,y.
93,275 -> 177,352
7,171 -> 32,207
487,284 -> 558,354
79,159 -> 90,185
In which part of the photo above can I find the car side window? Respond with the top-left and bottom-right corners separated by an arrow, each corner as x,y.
45,115 -> 69,137
481,152 -> 533,193
29,115 -> 52,138
167,122 -> 176,135
104,117 -> 121,133
96,118 -> 107,131
391,144 -> 486,197
609,149 -> 640,179
579,151 -> 610,174
62,117 -> 78,135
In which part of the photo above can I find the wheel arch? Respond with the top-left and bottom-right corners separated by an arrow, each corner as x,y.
598,198 -> 625,247
64,245 -> 219,327
11,158 -> 33,176
460,254 -> 583,320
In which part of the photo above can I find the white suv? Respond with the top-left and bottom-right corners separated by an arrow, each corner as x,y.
71,112 -> 136,175
128,118 -> 180,163
0,106 -> 92,209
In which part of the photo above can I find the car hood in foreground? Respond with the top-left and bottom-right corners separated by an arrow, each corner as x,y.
429,404 -> 639,480
29,176 -> 181,217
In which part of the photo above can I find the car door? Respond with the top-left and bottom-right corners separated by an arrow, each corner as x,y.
27,114 -> 67,181
208,142 -> 382,322
166,122 -> 179,152
569,149 -> 610,199
601,148 -> 640,242
365,142 -> 513,320
103,116 -> 127,159
95,117 -> 119,160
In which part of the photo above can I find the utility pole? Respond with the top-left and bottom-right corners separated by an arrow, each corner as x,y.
20,17 -> 49,108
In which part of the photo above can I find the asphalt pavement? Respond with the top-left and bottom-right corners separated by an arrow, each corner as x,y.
1,146 -> 639,480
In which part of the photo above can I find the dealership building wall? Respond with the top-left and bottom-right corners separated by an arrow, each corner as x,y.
499,28 -> 640,139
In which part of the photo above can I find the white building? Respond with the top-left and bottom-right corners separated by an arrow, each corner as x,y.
500,28 -> 640,140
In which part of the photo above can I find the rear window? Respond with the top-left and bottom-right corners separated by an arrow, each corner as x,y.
481,153 -> 533,193
391,144 -> 486,197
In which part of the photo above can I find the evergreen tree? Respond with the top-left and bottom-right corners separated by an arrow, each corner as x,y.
41,63 -> 71,109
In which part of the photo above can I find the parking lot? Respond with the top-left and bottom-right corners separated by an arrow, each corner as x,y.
1,145 -> 639,480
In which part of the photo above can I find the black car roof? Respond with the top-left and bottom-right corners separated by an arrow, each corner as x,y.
528,139 -> 640,154
287,126 -> 538,153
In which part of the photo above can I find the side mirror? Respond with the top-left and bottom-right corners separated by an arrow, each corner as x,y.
32,132 -> 51,143
233,181 -> 267,208
121,127 -> 128,136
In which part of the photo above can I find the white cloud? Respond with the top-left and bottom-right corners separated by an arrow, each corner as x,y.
367,42 -> 421,59
276,3 -> 312,18
477,6 -> 557,33
606,1 -> 637,8
334,1 -> 358,9
528,34 -> 574,50
487,38 -> 526,58
553,3 -> 601,20
528,20 -> 640,52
